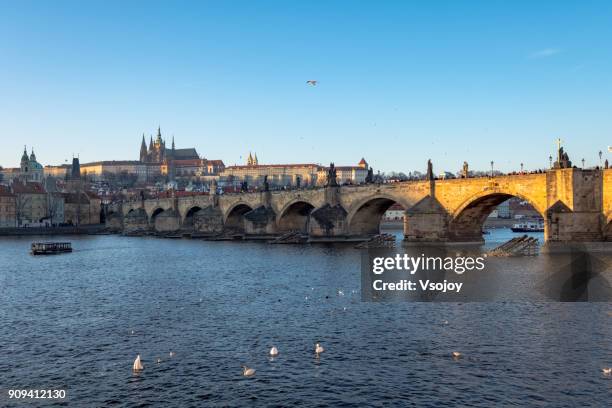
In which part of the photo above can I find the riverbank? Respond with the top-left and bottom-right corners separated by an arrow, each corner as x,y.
0,224 -> 107,236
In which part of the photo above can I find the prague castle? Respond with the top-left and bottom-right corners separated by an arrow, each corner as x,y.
140,126 -> 199,163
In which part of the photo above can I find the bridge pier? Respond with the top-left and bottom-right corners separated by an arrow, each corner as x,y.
192,206 -> 224,235
244,205 -> 277,236
403,196 -> 452,243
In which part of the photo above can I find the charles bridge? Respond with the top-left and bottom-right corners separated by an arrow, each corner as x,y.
106,163 -> 612,244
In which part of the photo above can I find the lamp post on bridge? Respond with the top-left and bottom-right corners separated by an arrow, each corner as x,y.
520,162 -> 524,174
490,161 -> 494,178
582,158 -> 585,169
549,155 -> 553,169
599,150 -> 603,167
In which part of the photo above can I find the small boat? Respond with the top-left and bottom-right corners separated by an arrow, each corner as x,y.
31,242 -> 72,255
511,221 -> 544,233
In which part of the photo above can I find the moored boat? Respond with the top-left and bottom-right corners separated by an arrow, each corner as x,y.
31,242 -> 72,255
510,221 -> 544,233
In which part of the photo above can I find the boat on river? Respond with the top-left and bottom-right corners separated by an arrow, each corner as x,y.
31,242 -> 72,255
510,221 -> 544,233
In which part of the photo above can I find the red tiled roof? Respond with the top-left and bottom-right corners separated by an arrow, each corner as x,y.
388,203 -> 405,211
358,158 -> 367,165
168,159 -> 202,166
226,164 -> 320,170
11,181 -> 46,194
321,166 -> 364,171
0,185 -> 15,197
154,191 -> 210,198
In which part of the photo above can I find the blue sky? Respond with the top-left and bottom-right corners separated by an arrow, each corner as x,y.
1,0 -> 611,173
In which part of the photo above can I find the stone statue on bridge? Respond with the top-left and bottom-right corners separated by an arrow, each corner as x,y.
553,146 -> 572,169
296,175 -> 301,189
606,159 -> 609,169
326,163 -> 338,187
426,159 -> 434,181
263,175 -> 270,192
462,161 -> 469,178
365,166 -> 374,183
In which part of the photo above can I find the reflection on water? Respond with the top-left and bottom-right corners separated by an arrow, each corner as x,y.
0,229 -> 611,406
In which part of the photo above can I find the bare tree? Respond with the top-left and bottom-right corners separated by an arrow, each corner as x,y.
15,194 -> 31,227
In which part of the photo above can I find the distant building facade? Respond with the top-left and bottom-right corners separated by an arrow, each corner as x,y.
220,154 -> 320,188
316,158 -> 369,186
0,185 -> 16,227
12,180 -> 48,227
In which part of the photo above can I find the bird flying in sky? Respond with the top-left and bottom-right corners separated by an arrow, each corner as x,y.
306,80 -> 318,86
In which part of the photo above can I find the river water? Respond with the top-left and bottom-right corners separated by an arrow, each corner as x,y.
1,229 -> 611,406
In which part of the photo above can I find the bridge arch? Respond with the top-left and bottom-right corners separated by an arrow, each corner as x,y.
347,194 -> 410,236
448,190 -> 546,242
224,202 -> 254,233
277,200 -> 315,233
183,206 -> 203,226
150,207 -> 166,223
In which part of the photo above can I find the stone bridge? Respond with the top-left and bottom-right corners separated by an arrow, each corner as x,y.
106,168 -> 612,243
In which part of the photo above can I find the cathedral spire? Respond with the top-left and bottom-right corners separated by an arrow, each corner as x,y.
140,133 -> 148,162
156,126 -> 162,143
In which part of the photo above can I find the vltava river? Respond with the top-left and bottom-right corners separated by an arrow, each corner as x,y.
1,230 -> 611,406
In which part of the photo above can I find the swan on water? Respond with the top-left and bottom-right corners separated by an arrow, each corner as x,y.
452,351 -> 462,358
242,365 -> 256,377
315,343 -> 325,354
156,358 -> 162,364
169,351 -> 176,357
133,354 -> 144,372
603,367 -> 612,375
269,346 -> 279,357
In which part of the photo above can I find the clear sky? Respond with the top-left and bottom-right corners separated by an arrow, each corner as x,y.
1,0 -> 611,173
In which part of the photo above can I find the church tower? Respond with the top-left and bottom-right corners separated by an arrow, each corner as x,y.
140,134 -> 148,162
20,146 -> 29,168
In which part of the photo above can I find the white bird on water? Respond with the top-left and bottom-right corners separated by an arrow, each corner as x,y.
242,365 -> 256,377
169,351 -> 176,357
133,354 -> 144,372
452,351 -> 462,359
269,346 -> 279,357
603,367 -> 612,375
315,343 -> 325,354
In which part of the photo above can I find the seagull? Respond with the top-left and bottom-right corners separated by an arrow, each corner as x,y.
242,365 -> 256,377
452,351 -> 462,358
306,80 -> 318,86
315,343 -> 325,354
169,351 -> 175,357
156,358 -> 162,364
269,346 -> 279,357
133,354 -> 144,372
603,367 -> 612,375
